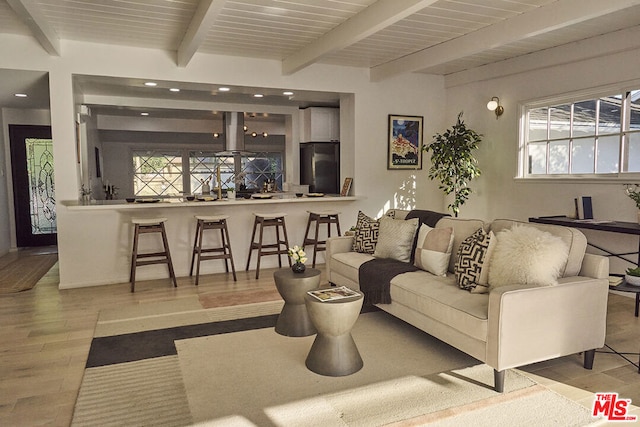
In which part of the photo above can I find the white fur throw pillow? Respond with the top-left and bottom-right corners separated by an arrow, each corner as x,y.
488,225 -> 569,288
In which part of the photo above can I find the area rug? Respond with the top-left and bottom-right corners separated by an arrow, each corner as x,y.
73,301 -> 601,426
0,253 -> 57,293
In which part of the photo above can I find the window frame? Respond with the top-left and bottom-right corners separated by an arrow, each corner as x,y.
518,82 -> 640,181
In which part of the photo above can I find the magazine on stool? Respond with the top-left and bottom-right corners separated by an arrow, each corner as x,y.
308,286 -> 361,302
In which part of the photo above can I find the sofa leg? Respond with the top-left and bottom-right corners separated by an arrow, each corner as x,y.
494,369 -> 505,393
493,369 -> 507,393
583,349 -> 596,370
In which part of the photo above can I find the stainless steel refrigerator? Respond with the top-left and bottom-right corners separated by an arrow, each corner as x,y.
300,142 -> 340,194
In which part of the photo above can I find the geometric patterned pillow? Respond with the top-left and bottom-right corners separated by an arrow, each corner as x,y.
352,211 -> 380,254
454,228 -> 495,293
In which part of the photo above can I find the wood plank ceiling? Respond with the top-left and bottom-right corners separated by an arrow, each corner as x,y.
2,0 -> 640,81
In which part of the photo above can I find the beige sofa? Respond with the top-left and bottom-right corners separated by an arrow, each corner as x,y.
326,209 -> 610,392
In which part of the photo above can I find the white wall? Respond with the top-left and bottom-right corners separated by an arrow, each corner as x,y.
0,35 -> 445,287
445,33 -> 640,274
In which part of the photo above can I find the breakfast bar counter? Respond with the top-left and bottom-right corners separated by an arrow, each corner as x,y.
57,195 -> 359,289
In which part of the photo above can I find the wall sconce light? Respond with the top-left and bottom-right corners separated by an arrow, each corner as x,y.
213,132 -> 220,138
487,97 -> 504,119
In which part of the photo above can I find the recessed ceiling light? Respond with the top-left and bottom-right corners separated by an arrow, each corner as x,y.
169,88 -> 180,92
218,87 -> 230,92
14,93 -> 27,97
140,112 -> 149,116
253,94 -> 264,98
283,91 -> 294,96
144,82 -> 157,87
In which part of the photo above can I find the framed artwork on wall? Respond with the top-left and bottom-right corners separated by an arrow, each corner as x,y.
388,114 -> 423,170
341,177 -> 353,196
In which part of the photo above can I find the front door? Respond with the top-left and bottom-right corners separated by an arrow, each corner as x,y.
9,125 -> 57,247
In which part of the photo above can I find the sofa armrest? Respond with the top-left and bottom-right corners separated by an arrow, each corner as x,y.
579,253 -> 609,279
326,236 -> 354,278
486,277 -> 609,371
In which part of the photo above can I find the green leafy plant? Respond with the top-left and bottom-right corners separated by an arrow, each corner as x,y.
423,112 -> 482,217
624,184 -> 640,209
625,266 -> 640,277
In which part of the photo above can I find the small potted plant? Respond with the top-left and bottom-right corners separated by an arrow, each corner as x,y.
226,187 -> 235,199
287,245 -> 307,274
624,266 -> 640,286
624,184 -> 640,223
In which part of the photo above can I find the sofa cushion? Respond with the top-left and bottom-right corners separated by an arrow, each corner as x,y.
436,217 -> 487,273
488,225 -> 569,288
374,216 -> 419,262
389,271 -> 489,342
331,251 -> 374,284
352,211 -> 380,254
454,228 -> 495,293
414,225 -> 454,276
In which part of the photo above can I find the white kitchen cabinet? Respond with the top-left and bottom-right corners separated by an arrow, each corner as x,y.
300,107 -> 339,142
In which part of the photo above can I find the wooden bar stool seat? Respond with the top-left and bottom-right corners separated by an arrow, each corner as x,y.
246,212 -> 291,279
129,217 -> 177,293
190,214 -> 236,285
302,210 -> 341,267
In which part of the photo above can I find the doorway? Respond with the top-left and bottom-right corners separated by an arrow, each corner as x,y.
9,125 -> 57,247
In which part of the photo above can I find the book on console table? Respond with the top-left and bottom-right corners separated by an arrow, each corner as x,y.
308,286 -> 360,302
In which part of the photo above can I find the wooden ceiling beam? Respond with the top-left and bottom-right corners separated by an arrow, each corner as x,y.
370,0 -> 640,82
282,0 -> 438,75
177,0 -> 225,67
6,0 -> 60,56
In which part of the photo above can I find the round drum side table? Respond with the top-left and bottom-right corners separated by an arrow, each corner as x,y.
273,268 -> 321,337
304,291 -> 364,376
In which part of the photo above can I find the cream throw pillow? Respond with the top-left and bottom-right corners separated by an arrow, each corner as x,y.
488,225 -> 569,288
373,216 -> 419,263
414,225 -> 454,276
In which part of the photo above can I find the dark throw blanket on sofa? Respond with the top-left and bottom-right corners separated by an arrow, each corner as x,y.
359,258 -> 419,305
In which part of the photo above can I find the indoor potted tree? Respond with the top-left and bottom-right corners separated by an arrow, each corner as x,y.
423,112 -> 482,217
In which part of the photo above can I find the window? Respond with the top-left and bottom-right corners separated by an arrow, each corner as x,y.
132,150 -> 183,196
522,89 -> 640,177
133,149 -> 284,197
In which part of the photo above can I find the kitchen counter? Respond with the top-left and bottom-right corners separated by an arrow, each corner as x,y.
62,194 -> 358,210
56,194 -> 361,289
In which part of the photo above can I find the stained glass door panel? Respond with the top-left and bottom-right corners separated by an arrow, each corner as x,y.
9,125 -> 57,247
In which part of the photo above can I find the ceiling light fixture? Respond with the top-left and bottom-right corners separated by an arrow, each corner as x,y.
169,88 -> 180,92
283,91 -> 294,96
218,87 -> 230,92
144,82 -> 157,87
487,96 -> 504,119
140,112 -> 149,116
14,93 -> 27,97
253,94 -> 263,98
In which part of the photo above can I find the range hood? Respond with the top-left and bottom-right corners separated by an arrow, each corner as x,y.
216,112 -> 253,155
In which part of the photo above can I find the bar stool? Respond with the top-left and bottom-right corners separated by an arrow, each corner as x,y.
246,212 -> 291,279
129,217 -> 177,293
190,214 -> 236,285
302,210 -> 342,267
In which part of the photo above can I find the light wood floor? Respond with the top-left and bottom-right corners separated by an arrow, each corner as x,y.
0,248 -> 638,426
